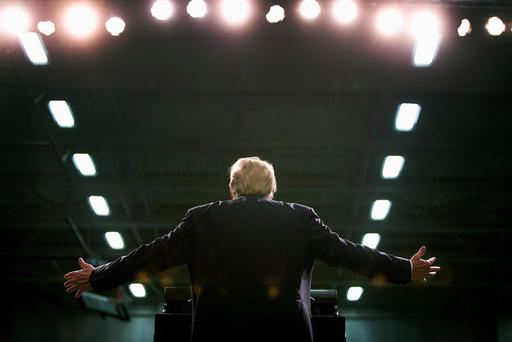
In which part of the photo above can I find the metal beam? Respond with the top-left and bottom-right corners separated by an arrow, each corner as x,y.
7,132 -> 510,154
2,177 -> 510,196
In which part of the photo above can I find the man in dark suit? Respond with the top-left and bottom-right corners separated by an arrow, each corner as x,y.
64,156 -> 440,341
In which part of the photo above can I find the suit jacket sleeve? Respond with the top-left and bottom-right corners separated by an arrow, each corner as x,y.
89,210 -> 193,292
305,207 -> 411,285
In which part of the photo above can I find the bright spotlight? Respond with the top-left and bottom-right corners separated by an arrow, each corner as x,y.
485,16 -> 505,36
457,19 -> 471,37
409,10 -> 440,39
332,0 -> 358,24
1,6 -> 30,35
376,8 -> 403,36
187,0 -> 207,19
64,4 -> 98,37
37,21 -> 55,36
105,17 -> 125,36
220,0 -> 251,26
151,0 -> 174,21
299,0 -> 321,20
266,5 -> 285,24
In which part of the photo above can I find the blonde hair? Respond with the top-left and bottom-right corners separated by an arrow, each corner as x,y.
229,157 -> 277,198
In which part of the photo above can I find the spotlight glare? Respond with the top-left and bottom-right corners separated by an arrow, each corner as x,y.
1,7 -> 30,35
332,0 -> 358,24
220,0 -> 251,26
299,0 -> 321,20
105,17 -> 125,36
151,0 -> 174,21
457,19 -> 471,37
187,0 -> 207,19
266,5 -> 285,24
64,4 -> 98,37
37,21 -> 55,36
485,16 -> 505,36
376,8 -> 403,36
19,32 -> 49,65
410,10 -> 440,39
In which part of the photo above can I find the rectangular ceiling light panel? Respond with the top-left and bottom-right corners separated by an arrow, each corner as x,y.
48,100 -> 75,128
88,195 -> 110,216
129,283 -> 146,298
413,32 -> 442,67
105,231 -> 124,250
19,32 -> 49,65
370,199 -> 391,220
394,103 -> 421,132
361,233 -> 381,249
346,286 -> 364,301
72,153 -> 97,176
381,155 -> 405,179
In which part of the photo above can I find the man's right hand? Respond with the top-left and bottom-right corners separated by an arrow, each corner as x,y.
64,257 -> 94,298
410,246 -> 441,282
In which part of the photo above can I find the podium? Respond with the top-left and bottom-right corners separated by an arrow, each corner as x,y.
154,288 -> 345,342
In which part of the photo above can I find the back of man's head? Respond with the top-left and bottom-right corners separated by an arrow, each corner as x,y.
229,157 -> 277,199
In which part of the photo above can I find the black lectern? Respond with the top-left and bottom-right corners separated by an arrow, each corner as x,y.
154,287 -> 346,342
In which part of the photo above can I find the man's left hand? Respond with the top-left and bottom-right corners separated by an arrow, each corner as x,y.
410,246 -> 441,283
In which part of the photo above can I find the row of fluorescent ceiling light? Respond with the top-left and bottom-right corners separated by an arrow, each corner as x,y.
347,102 -> 420,302
48,100 -> 146,297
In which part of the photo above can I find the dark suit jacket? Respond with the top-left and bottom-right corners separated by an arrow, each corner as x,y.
90,194 -> 411,342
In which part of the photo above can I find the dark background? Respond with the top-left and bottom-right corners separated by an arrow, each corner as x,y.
1,0 -> 511,341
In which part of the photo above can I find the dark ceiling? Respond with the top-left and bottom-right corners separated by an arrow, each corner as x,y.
1,0 -> 511,320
